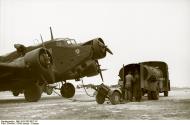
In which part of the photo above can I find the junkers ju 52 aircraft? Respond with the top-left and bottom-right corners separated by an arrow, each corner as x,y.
0,27 -> 113,102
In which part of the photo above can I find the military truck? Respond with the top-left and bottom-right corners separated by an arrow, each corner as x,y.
118,61 -> 170,101
92,61 -> 170,105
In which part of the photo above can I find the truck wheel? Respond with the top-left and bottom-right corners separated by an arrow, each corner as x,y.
24,83 -> 42,102
164,91 -> 168,97
96,92 -> 105,104
110,91 -> 121,105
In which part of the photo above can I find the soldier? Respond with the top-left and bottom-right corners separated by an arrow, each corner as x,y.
133,70 -> 141,101
125,72 -> 134,101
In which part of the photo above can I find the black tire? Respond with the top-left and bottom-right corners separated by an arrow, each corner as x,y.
96,92 -> 105,104
12,91 -> 19,97
164,91 -> 168,97
24,83 -> 42,102
60,83 -> 75,98
110,91 -> 121,105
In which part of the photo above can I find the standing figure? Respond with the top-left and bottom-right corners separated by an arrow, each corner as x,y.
125,72 -> 134,101
133,70 -> 141,101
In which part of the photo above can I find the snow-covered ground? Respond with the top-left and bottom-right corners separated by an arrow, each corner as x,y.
0,88 -> 190,120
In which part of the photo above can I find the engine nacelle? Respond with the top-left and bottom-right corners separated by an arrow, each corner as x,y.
82,61 -> 99,77
91,38 -> 107,60
24,48 -> 54,83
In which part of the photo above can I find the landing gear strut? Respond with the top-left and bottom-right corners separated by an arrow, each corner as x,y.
60,82 -> 75,98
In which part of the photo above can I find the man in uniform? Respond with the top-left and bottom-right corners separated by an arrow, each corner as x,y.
133,70 -> 141,101
125,72 -> 134,101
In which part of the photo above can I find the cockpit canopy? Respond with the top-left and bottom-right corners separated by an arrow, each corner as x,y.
54,38 -> 77,47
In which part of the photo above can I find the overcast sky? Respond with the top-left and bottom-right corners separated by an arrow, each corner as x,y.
0,0 -> 190,87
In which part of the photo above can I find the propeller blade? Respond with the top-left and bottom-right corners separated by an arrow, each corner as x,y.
96,60 -> 104,82
105,47 -> 113,55
100,70 -> 104,82
101,69 -> 107,71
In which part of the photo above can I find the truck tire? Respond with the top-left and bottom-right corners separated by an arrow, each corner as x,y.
164,91 -> 168,97
96,92 -> 105,104
110,91 -> 121,105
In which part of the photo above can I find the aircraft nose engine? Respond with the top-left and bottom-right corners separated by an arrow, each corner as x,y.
92,38 -> 113,60
24,48 -> 54,83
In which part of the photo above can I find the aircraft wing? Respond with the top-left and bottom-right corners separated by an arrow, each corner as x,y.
0,63 -> 27,82
0,47 -> 55,84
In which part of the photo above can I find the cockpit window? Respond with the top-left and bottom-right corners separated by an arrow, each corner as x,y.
56,41 -> 66,46
55,38 -> 76,47
64,38 -> 77,45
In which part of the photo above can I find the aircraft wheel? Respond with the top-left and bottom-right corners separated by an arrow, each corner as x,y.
110,91 -> 121,105
96,92 -> 105,104
12,91 -> 19,97
164,91 -> 168,97
24,83 -> 42,102
60,83 -> 75,98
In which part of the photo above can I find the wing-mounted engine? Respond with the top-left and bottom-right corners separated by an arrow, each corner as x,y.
70,60 -> 99,79
83,38 -> 113,60
91,38 -> 113,59
82,61 -> 99,77
24,48 -> 54,83
91,38 -> 107,59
